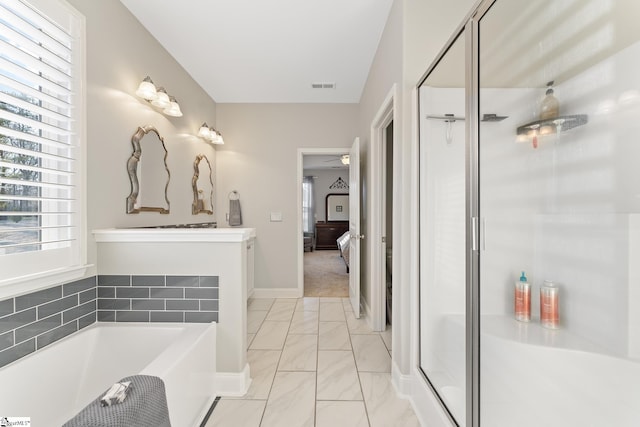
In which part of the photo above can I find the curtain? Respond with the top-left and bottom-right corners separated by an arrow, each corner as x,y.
302,176 -> 315,233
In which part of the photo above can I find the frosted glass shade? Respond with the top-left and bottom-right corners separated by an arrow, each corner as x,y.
151,88 -> 170,108
164,97 -> 183,117
135,77 -> 157,100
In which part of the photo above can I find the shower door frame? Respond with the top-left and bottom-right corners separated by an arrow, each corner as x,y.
416,1 -> 495,427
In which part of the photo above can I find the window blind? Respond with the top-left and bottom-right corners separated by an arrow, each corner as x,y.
0,0 -> 77,256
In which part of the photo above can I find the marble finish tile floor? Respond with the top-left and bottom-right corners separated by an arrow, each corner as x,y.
205,297 -> 419,427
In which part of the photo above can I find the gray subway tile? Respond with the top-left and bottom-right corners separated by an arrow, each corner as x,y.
131,299 -> 165,311
79,312 -> 96,330
98,287 -> 116,298
98,275 -> 131,287
15,314 -> 62,343
15,286 -> 62,311
37,322 -> 77,350
63,277 -> 96,296
117,287 -> 150,299
98,299 -> 131,310
166,300 -> 199,311
0,339 -> 35,369
150,287 -> 183,299
185,312 -> 217,323
200,300 -> 219,311
116,311 -> 149,322
150,311 -> 184,322
199,276 -> 219,287
38,295 -> 78,319
185,288 -> 218,300
98,311 -> 115,322
0,299 -> 14,317
79,288 -> 97,304
166,276 -> 199,287
0,309 -> 36,335
132,276 -> 164,287
0,331 -> 13,352
63,301 -> 96,323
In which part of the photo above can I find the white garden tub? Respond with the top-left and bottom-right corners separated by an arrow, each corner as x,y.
0,322 -> 216,427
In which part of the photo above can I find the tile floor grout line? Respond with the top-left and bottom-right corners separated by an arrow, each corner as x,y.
257,300 -> 290,427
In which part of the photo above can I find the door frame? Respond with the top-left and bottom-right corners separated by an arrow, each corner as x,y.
370,84 -> 398,331
297,148 -> 350,297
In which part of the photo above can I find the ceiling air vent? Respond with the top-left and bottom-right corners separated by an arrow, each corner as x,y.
311,82 -> 336,89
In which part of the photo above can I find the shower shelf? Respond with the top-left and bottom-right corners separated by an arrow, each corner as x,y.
516,114 -> 588,136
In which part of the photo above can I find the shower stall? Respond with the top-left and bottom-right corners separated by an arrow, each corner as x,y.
418,0 -> 640,426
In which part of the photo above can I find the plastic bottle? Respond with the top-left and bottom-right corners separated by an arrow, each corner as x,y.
540,280 -> 559,329
539,81 -> 560,120
514,271 -> 531,322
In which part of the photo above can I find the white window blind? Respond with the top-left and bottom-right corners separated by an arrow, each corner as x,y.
0,0 -> 84,286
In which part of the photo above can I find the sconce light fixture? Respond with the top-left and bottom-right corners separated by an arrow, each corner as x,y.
135,76 -> 183,117
198,122 -> 224,145
341,154 -> 350,165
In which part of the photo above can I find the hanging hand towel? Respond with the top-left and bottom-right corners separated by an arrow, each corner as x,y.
229,193 -> 243,226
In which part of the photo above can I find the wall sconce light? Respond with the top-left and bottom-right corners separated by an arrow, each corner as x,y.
341,154 -> 350,165
198,122 -> 224,145
135,76 -> 183,117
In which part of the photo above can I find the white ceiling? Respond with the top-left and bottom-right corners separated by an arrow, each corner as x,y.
120,0 -> 394,103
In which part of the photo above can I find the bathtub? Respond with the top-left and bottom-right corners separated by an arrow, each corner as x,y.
0,322 -> 216,427
427,315 -> 640,426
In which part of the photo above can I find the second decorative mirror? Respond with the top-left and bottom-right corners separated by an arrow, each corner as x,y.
192,154 -> 214,215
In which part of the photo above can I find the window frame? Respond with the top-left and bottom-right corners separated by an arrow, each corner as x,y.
0,0 -> 87,299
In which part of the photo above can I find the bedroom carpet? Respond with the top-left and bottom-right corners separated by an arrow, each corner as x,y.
304,250 -> 349,297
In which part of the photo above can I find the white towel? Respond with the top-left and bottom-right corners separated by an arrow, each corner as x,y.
100,381 -> 131,407
229,199 -> 242,226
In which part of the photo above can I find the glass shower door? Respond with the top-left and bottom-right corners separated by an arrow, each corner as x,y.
418,32 -> 467,426
478,0 -> 640,425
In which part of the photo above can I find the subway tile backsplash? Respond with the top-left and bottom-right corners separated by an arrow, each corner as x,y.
0,277 -> 97,369
0,274 -> 219,369
97,274 -> 219,324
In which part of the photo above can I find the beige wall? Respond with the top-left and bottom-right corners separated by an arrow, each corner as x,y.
66,0 -> 218,271
215,104 -> 359,291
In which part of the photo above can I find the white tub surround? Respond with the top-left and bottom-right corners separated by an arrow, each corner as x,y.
93,227 -> 256,395
0,323 -> 216,427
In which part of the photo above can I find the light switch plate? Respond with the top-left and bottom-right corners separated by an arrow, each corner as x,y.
270,211 -> 283,222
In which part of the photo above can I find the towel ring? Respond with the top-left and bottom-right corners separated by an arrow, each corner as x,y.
228,190 -> 240,200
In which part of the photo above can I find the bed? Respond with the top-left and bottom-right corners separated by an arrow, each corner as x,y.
336,231 -> 350,273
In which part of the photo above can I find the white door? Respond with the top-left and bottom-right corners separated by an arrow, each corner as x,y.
349,138 -> 361,317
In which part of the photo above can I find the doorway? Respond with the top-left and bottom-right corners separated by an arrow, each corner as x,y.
383,121 -> 394,325
370,85 -> 397,332
297,149 -> 350,297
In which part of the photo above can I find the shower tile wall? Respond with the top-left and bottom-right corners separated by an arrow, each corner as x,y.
0,274 -> 219,369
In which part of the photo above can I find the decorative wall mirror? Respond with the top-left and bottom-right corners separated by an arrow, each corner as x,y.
192,154 -> 214,215
326,193 -> 349,221
126,125 -> 170,214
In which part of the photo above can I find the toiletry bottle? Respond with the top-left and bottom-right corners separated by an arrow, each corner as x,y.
514,271 -> 531,322
539,81 -> 560,120
540,280 -> 559,329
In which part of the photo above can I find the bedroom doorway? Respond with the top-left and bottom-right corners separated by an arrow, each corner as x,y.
297,149 -> 350,297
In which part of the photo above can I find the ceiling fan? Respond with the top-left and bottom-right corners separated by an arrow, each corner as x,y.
323,154 -> 350,165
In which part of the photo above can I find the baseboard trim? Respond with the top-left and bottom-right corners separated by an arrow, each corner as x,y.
401,366 -> 455,427
391,361 -> 413,397
215,363 -> 251,396
251,288 -> 302,299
